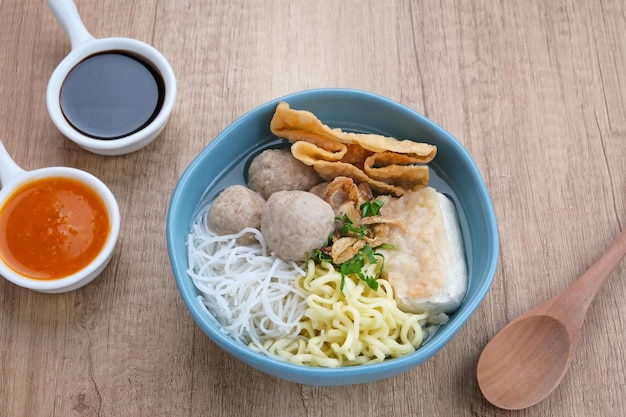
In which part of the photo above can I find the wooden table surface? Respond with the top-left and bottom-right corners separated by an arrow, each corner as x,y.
1,0 -> 625,416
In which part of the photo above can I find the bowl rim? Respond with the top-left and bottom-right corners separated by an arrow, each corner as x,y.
166,87 -> 500,384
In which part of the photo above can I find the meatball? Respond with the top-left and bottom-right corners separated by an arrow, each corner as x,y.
308,181 -> 329,200
247,148 -> 322,200
261,190 -> 335,261
208,185 -> 265,245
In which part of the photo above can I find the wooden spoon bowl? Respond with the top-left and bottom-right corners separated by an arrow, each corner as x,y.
477,228 -> 626,410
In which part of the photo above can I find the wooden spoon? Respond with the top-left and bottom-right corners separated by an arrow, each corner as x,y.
477,228 -> 626,410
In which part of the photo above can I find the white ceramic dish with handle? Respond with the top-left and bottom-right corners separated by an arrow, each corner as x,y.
0,141 -> 120,292
46,0 -> 176,155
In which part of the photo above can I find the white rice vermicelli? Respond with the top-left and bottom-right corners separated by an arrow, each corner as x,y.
186,213 -> 307,355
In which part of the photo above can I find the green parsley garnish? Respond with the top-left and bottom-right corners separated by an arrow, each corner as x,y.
309,199 -> 396,292
311,249 -> 333,264
340,214 -> 368,239
339,244 -> 380,291
360,199 -> 384,217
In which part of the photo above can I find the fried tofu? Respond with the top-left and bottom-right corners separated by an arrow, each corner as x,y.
378,187 -> 467,314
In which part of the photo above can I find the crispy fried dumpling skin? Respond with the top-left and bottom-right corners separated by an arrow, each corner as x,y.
270,102 -> 437,196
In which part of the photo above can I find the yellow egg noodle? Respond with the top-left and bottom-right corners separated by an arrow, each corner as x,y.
187,208 -> 441,367
258,260 -> 429,367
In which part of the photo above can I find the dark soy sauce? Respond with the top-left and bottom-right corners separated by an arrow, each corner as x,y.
60,51 -> 165,140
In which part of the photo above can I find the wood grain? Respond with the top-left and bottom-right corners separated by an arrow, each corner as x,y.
0,0 -> 625,416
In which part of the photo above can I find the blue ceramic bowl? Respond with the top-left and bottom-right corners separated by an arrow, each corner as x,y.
166,88 -> 499,386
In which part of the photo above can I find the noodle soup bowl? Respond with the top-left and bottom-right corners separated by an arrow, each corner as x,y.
0,141 -> 121,293
167,88 -> 499,386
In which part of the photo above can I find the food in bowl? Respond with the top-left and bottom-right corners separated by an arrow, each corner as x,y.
247,147 -> 321,200
185,102 -> 467,367
167,88 -> 499,385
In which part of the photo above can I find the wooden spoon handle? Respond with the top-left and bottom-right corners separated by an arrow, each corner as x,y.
572,228 -> 626,303
540,228 -> 626,329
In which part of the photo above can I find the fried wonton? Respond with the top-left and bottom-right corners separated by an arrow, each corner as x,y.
270,102 -> 436,196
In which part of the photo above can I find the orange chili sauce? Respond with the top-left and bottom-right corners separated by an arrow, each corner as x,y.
0,176 -> 110,280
